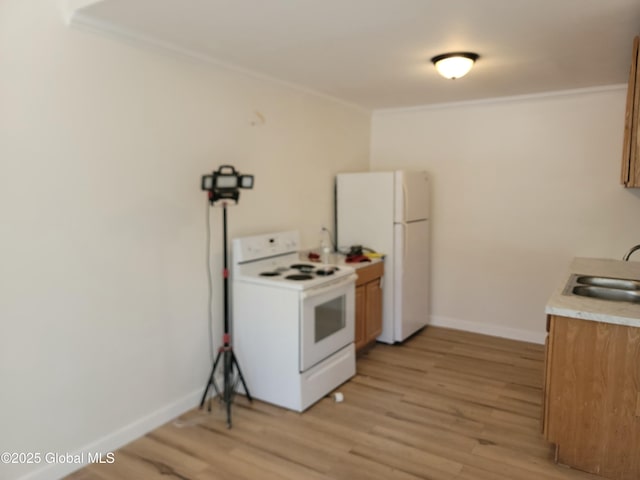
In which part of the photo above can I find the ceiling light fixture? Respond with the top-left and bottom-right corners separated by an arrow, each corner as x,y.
431,52 -> 479,80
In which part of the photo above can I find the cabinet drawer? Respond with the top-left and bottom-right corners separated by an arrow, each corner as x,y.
355,262 -> 384,286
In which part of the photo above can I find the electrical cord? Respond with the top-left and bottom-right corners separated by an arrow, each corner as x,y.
172,413 -> 210,428
205,198 -> 214,364
173,202 -> 240,429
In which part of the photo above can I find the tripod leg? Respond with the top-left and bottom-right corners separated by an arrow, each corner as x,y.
224,349 -> 233,428
199,350 -> 222,411
231,350 -> 253,403
199,360 -> 215,409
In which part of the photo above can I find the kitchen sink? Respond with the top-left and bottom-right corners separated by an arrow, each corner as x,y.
571,285 -> 640,304
563,274 -> 640,304
575,275 -> 640,291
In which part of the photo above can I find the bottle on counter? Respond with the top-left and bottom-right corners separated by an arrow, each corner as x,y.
319,228 -> 331,264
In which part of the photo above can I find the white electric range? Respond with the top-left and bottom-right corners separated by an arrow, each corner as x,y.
231,230 -> 356,411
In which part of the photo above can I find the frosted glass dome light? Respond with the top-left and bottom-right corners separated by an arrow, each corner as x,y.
431,52 -> 479,80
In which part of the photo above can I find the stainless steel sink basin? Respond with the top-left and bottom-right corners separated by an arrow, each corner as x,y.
575,275 -> 640,291
563,274 -> 640,304
572,285 -> 640,304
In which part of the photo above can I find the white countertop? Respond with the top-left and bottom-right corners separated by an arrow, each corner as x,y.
545,257 -> 640,328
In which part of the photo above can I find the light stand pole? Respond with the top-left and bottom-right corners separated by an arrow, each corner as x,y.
199,166 -> 254,428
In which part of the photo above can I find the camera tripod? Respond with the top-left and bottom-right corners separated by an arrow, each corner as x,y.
199,200 -> 252,428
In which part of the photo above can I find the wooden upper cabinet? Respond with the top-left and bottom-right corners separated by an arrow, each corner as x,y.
622,35 -> 640,188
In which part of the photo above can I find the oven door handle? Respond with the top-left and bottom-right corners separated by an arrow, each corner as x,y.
301,274 -> 357,299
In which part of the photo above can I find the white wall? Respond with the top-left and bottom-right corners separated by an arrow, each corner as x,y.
0,2 -> 370,479
371,87 -> 640,343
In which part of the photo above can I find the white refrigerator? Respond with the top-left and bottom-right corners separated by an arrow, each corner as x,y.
336,171 -> 429,344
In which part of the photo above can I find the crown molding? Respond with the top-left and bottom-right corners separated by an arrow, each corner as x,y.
67,12 -> 370,114
374,84 -> 627,115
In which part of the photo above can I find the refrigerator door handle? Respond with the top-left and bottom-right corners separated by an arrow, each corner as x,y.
402,181 -> 408,223
402,222 -> 408,265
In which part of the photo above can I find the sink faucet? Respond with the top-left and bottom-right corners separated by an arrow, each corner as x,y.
623,244 -> 640,261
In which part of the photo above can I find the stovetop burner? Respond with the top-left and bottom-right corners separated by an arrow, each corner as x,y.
259,271 -> 281,277
291,263 -> 315,270
285,274 -> 313,281
315,267 -> 338,276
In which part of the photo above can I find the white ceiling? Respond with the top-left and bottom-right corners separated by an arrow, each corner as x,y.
72,0 -> 640,110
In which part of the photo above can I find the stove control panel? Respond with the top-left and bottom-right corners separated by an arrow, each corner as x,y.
233,230 -> 300,263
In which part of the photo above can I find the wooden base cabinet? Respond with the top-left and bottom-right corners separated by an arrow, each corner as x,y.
354,262 -> 383,352
543,315 -> 640,479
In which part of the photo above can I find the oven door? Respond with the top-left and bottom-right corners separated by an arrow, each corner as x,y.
299,274 -> 356,372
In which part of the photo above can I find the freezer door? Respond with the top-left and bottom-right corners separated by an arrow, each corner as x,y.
394,171 -> 429,223
393,220 -> 430,341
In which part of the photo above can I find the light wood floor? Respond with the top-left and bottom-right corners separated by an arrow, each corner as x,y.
66,327 -> 602,480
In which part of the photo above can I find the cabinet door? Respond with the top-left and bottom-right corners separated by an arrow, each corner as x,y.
365,279 -> 383,342
545,316 -> 640,479
355,285 -> 366,351
622,35 -> 640,187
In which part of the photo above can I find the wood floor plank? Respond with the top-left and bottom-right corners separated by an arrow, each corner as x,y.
65,327 -> 602,480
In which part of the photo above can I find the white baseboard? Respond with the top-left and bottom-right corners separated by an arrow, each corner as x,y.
429,315 -> 546,345
18,388 -> 205,480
